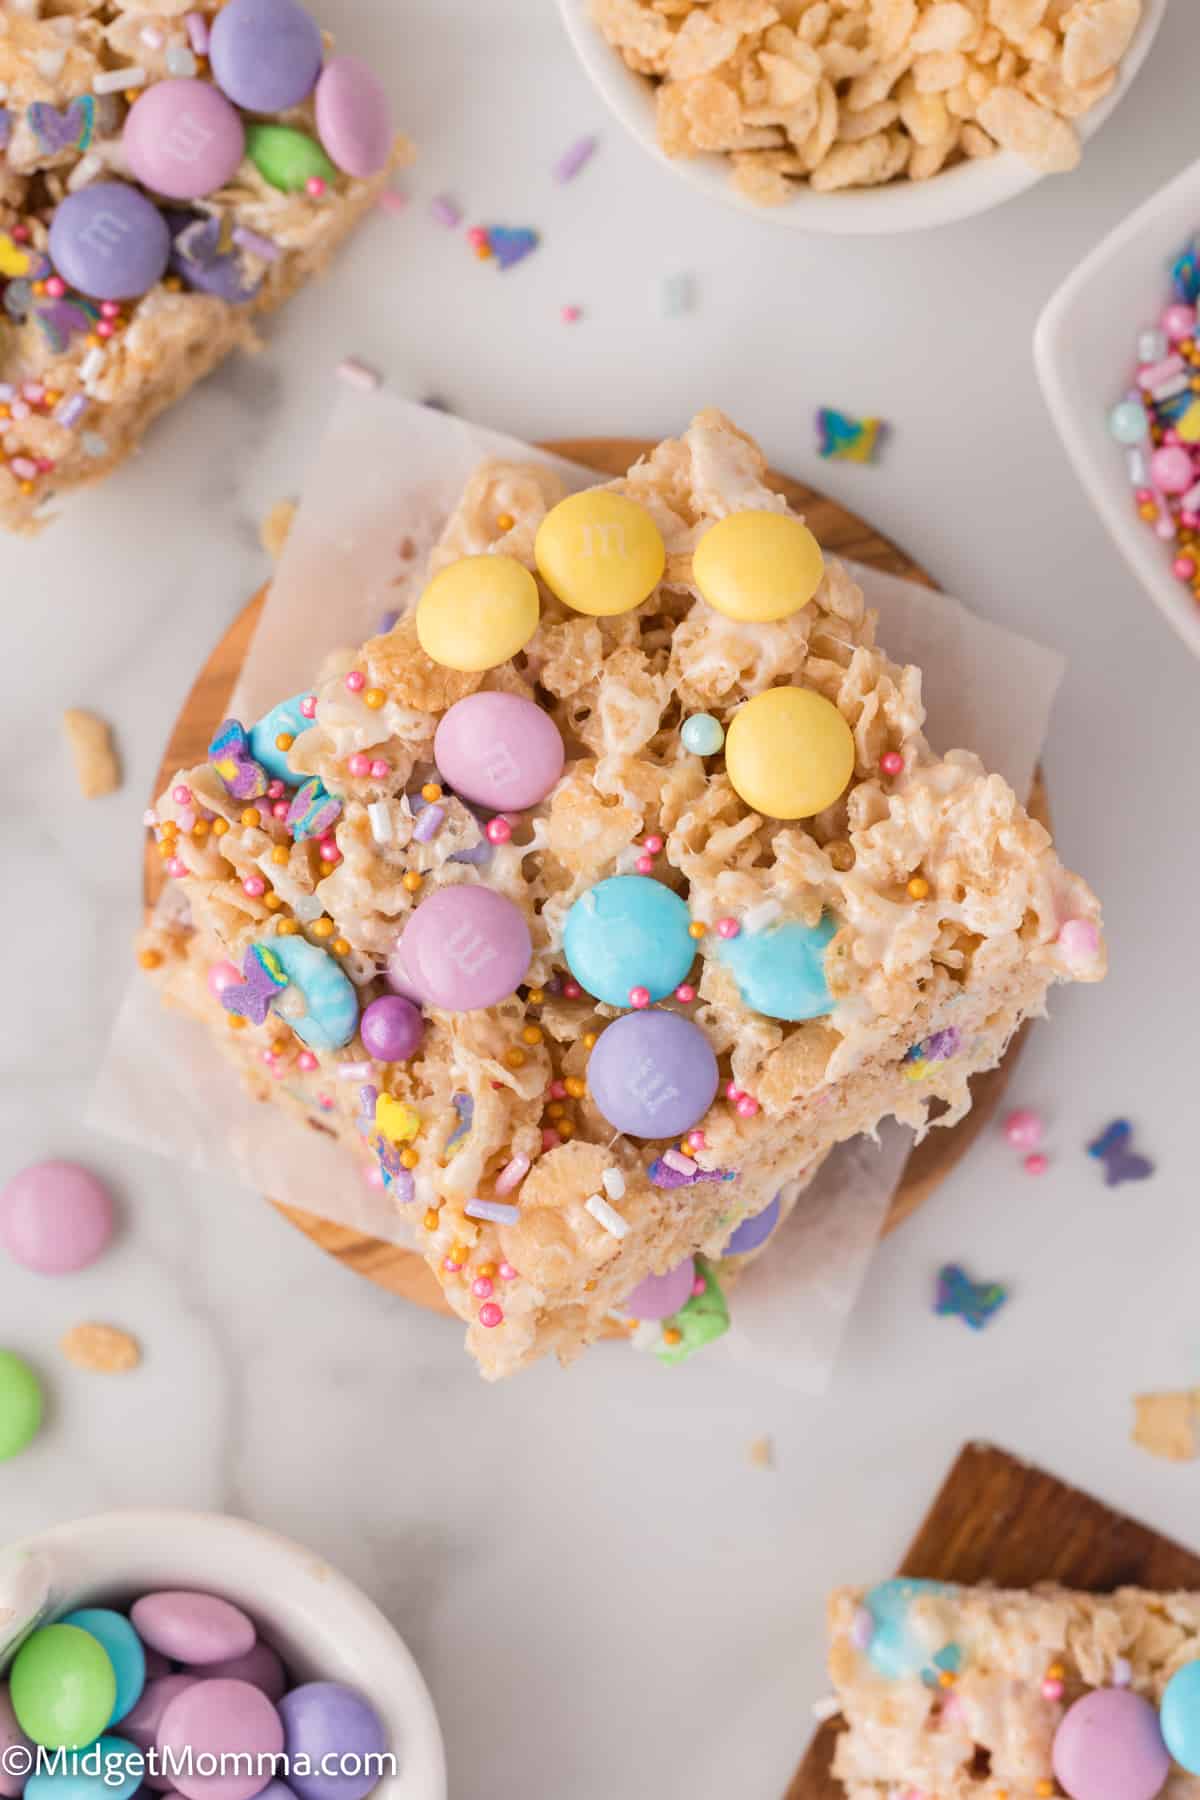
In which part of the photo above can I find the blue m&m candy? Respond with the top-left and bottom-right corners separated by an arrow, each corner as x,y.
715,916 -> 835,1021
60,1611 -> 145,1726
1160,1661 -> 1200,1773
563,875 -> 694,1008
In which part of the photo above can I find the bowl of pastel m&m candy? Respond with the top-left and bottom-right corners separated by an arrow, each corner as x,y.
1037,155 -> 1200,661
0,1513 -> 445,1800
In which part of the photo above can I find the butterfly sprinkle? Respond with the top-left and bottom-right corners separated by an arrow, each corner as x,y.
26,94 -> 95,158
1087,1119 -> 1155,1187
934,1263 -> 1009,1332
816,406 -> 885,464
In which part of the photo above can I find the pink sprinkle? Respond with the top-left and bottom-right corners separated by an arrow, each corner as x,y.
9,401 -> 30,423
348,753 -> 370,778
171,785 -> 192,807
243,875 -> 266,898
1041,1678 -> 1064,1702
364,1164 -> 385,1190
300,695 -> 317,719
377,189 -> 407,214
260,1050 -> 277,1067
345,671 -> 366,693
674,984 -> 696,1003
305,177 -> 327,198
143,809 -> 158,829
34,457 -> 54,476
478,1302 -> 503,1328
272,801 -> 289,819
167,857 -> 188,878
495,1155 -> 530,1196
97,322 -> 115,340
880,751 -> 904,776
207,960 -> 240,997
472,1276 -> 494,1299
266,780 -> 285,799
297,1051 -> 318,1072
45,277 -> 66,298
487,817 -> 513,844
736,1094 -> 760,1119
643,835 -> 663,853
1057,918 -> 1100,964
9,456 -> 37,480
369,758 -> 391,779
725,1081 -> 743,1101
561,305 -> 582,324
185,9 -> 209,52
1024,1152 -> 1049,1175
562,980 -> 582,1000
177,809 -> 196,832
629,986 -> 650,1008
849,1607 -> 874,1650
442,1256 -> 462,1272
466,226 -> 488,248
318,837 -> 338,861
686,1130 -> 706,1151
541,1128 -> 561,1153
99,302 -> 121,320
11,225 -> 29,243
498,1261 -> 518,1281
716,917 -> 739,939
635,854 -> 654,874
691,1276 -> 706,1297
548,1080 -> 567,1100
1003,1108 -> 1043,1151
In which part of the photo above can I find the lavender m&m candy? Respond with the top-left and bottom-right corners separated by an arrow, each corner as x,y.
123,81 -> 245,201
314,57 -> 392,178
209,0 -> 323,114
624,1258 -> 695,1321
1052,1689 -> 1170,1800
434,693 -> 564,812
723,1192 -> 780,1256
49,184 -> 171,301
360,996 -> 423,1063
586,1010 -> 718,1139
158,1679 -> 283,1800
397,885 -> 531,1012
130,1594 -> 255,1666
278,1683 -> 385,1800
0,1160 -> 114,1275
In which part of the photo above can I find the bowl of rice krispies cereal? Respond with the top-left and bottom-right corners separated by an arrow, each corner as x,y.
559,0 -> 1165,233
139,411 -> 1104,1381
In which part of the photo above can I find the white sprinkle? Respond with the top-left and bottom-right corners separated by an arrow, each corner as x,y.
658,272 -> 696,317
1111,1656 -> 1132,1687
601,1167 -> 625,1200
630,1319 -> 661,1351
811,1695 -> 842,1723
585,1194 -> 628,1239
140,24 -> 165,48
336,1061 -> 373,1081
465,1198 -> 521,1226
495,1153 -> 530,1195
662,1149 -> 696,1176
1149,372 -> 1191,402
67,152 -> 104,193
79,347 -> 106,385
94,66 -> 146,93
742,897 -> 782,934
35,49 -> 66,80
165,45 -> 197,77
367,801 -> 392,844
1125,447 -> 1148,488
337,356 -> 381,392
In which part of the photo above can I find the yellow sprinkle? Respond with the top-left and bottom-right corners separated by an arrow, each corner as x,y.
527,988 -> 545,1005
241,808 -> 261,828
228,1015 -> 247,1030
403,871 -> 423,893
503,1047 -> 526,1070
191,820 -> 210,840
496,512 -> 515,532
421,783 -> 443,803
275,733 -> 294,751
400,1148 -> 418,1169
364,688 -> 386,709
938,1669 -> 956,1688
137,948 -> 163,970
582,1032 -> 597,1049
211,818 -> 229,837
688,921 -> 707,940
662,1327 -> 682,1347
907,876 -> 930,900
547,1103 -> 565,1120
332,937 -> 351,956
564,1076 -> 586,1099
263,893 -> 283,912
277,919 -> 300,935
1047,1663 -> 1065,1682
521,1025 -> 543,1046
422,1208 -> 440,1231
311,918 -> 334,939
557,1119 -> 576,1140
272,846 -> 290,865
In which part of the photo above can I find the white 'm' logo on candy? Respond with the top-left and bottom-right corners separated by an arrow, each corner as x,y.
162,113 -> 215,163
444,924 -> 497,976
77,212 -> 129,256
578,522 -> 628,558
628,1058 -> 680,1115
481,741 -> 520,789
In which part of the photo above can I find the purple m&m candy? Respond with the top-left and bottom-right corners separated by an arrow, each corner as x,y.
433,693 -> 564,812
0,1686 -> 33,1800
1052,1689 -> 1170,1800
359,996 -> 423,1063
209,0 -> 323,114
625,1258 -> 695,1321
0,1160 -> 114,1275
49,183 -> 171,301
124,82 -> 245,202
397,885 -> 531,1012
278,1683 -> 385,1800
586,1010 -> 718,1139
314,57 -> 392,179
130,1594 -> 255,1666
158,1679 -> 283,1800
724,1193 -> 780,1257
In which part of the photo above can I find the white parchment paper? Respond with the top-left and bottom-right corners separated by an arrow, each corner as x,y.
91,393 -> 1066,1386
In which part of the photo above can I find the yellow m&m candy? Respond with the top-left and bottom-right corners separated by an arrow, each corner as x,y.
416,555 -> 539,671
725,687 -> 854,819
693,510 -> 824,623
534,491 -> 665,617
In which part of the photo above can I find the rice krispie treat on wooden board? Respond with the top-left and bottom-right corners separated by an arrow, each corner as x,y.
0,0 -> 408,532
138,410 -> 1103,1379
828,1579 -> 1200,1799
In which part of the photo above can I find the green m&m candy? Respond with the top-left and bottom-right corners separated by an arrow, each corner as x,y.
0,1350 -> 42,1462
10,1625 -> 117,1749
245,123 -> 336,193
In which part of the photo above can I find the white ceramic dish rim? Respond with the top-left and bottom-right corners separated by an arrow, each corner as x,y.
557,0 -> 1167,235
1035,153 -> 1200,662
2,1510 -> 447,1800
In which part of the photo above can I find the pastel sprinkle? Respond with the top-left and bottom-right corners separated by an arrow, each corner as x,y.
337,356 -> 381,392
658,272 -> 696,318
553,135 -> 597,182
815,407 -> 884,464
585,1194 -> 628,1239
377,189 -> 408,214
412,803 -> 445,843
662,1149 -> 697,1176
94,66 -> 146,93
495,1154 -> 531,1194
367,801 -> 392,844
430,194 -> 461,228
337,1062 -> 374,1080
464,1198 -> 521,1226
601,1168 -> 626,1199
185,9 -> 210,52
561,304 -> 582,324
232,226 -> 281,262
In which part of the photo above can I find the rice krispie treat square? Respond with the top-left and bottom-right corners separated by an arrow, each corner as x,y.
139,411 -> 1103,1380
828,1579 -> 1200,1799
0,0 -> 409,532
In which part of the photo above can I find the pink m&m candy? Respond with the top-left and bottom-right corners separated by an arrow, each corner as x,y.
158,1679 -> 283,1800
123,81 -> 245,201
1052,1688 -> 1169,1800
624,1258 -> 695,1321
122,1675 -> 200,1788
131,1592 -> 255,1665
314,57 -> 393,178
1150,444 -> 1194,496
396,885 -> 531,1011
0,1687 -> 33,1800
434,692 -> 564,811
0,1160 -> 114,1275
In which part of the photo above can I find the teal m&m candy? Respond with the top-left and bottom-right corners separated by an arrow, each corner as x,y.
563,875 -> 694,1008
715,914 -> 836,1022
11,1625 -> 117,1749
24,1734 -> 143,1800
61,1612 -> 145,1726
0,1351 -> 42,1462
1160,1660 -> 1200,1773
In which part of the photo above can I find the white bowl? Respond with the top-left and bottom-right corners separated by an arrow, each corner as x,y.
1035,154 -> 1200,661
557,0 -> 1166,235
0,1511 -> 445,1800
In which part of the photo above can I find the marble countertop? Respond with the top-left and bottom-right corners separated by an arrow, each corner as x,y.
4,2 -> 1200,1795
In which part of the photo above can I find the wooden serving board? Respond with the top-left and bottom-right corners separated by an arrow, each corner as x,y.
145,437 -> 1043,1314
786,1442 -> 1200,1799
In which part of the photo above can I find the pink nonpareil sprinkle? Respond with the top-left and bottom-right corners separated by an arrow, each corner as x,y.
377,188 -> 408,215
561,304 -> 582,324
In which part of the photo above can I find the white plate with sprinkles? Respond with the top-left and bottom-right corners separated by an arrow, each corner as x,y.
1037,154 -> 1200,662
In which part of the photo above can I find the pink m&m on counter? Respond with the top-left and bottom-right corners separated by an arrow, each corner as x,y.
0,1161 -> 114,1275
396,884 -> 531,1012
433,692 -> 564,811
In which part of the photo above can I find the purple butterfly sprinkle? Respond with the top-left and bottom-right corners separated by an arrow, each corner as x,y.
648,1158 -> 737,1191
26,95 -> 95,157
220,945 -> 286,1027
171,216 -> 260,305
923,1027 -> 961,1063
934,1263 -> 1008,1331
1087,1119 -> 1154,1187
33,296 -> 98,354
